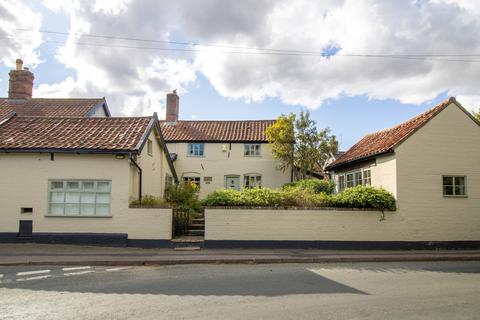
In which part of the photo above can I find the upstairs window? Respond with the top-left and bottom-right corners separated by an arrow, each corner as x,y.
48,180 -> 111,216
244,144 -> 261,156
244,174 -> 262,189
443,176 -> 466,197
187,143 -> 204,157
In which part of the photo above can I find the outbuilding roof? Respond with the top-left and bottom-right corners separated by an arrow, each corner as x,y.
326,97 -> 465,170
159,120 -> 275,142
0,115 -> 151,153
0,97 -> 110,121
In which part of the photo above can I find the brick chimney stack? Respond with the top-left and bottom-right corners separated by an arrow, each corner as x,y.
166,90 -> 179,122
8,58 -> 34,100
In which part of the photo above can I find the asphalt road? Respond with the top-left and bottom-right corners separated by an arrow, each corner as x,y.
0,261 -> 479,319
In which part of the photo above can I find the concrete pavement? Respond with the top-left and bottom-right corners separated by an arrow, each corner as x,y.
1,261 -> 479,319
0,243 -> 479,266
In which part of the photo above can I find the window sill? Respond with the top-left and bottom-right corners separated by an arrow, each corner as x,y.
45,215 -> 113,218
186,155 -> 205,158
443,195 -> 468,198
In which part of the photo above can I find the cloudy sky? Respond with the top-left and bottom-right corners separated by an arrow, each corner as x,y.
0,0 -> 479,148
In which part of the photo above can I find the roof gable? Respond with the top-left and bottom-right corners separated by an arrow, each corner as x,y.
327,97 -> 470,170
159,120 -> 275,142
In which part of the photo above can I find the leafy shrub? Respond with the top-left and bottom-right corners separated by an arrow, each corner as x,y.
334,185 -> 396,211
164,182 -> 202,212
130,195 -> 166,206
202,185 -> 396,210
282,179 -> 336,195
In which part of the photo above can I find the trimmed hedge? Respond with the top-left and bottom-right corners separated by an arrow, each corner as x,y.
282,179 -> 336,195
201,185 -> 396,210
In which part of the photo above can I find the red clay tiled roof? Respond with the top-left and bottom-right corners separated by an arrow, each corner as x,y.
0,98 -> 105,121
159,120 -> 275,142
0,116 -> 152,152
327,97 -> 456,170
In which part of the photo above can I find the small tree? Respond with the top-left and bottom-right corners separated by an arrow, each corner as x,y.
266,111 -> 338,180
474,109 -> 480,121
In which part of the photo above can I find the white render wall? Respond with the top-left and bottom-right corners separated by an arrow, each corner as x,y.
167,142 -> 292,197
0,153 -> 172,240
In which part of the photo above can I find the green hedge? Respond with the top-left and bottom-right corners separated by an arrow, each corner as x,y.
202,185 -> 396,210
281,179 -> 336,195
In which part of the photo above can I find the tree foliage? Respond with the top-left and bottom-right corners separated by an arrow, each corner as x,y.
266,111 -> 338,179
474,109 -> 480,122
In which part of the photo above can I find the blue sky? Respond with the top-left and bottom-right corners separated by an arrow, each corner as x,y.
0,0 -> 477,149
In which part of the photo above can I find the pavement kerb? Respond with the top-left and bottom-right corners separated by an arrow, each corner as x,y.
1,254 -> 480,266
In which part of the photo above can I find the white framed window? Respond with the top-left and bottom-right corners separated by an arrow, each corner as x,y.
337,168 -> 372,192
443,176 -> 466,197
48,180 -> 111,216
187,143 -> 204,157
165,173 -> 173,189
244,174 -> 262,189
147,139 -> 153,156
244,144 -> 261,156
183,176 -> 201,190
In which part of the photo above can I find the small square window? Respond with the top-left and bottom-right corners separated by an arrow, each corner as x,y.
244,144 -> 261,156
187,143 -> 204,157
443,175 -> 466,197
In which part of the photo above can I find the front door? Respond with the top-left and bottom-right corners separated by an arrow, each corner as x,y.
225,175 -> 240,190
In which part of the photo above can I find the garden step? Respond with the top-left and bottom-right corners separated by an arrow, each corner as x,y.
191,219 -> 205,224
187,229 -> 205,236
188,223 -> 205,230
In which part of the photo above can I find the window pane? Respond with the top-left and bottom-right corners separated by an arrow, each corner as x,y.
50,192 -> 65,203
354,172 -> 362,185
66,192 -> 80,203
443,176 -> 453,186
81,204 -> 95,215
96,204 -> 110,215
444,186 -> 454,195
65,204 -> 80,215
82,192 -> 95,204
97,181 -> 111,192
96,193 -> 111,204
82,181 -> 95,190
455,185 -> 465,195
67,181 -> 80,190
455,176 -> 465,186
51,181 -> 64,190
49,203 -> 64,215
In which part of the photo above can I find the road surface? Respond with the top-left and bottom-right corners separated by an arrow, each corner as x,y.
1,261 -> 479,319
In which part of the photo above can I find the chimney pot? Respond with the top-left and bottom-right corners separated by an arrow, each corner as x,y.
16,59 -> 23,71
166,90 -> 179,122
8,58 -> 34,100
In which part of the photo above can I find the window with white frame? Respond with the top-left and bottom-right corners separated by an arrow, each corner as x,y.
183,176 -> 201,190
187,143 -> 204,157
244,174 -> 262,189
244,144 -> 261,156
443,176 -> 466,196
48,180 -> 111,216
337,168 -> 371,192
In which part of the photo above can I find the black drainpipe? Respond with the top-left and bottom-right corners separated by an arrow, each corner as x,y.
129,154 -> 142,201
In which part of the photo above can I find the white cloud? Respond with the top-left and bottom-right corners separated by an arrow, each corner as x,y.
0,0 -> 42,68
15,0 -> 480,115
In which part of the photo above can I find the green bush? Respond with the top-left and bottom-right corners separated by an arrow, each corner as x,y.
334,185 -> 396,211
130,195 -> 166,206
282,179 -> 336,195
164,182 -> 202,212
202,185 -> 396,210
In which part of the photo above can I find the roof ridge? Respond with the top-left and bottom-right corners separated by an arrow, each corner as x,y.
160,119 -> 276,122
14,115 -> 152,120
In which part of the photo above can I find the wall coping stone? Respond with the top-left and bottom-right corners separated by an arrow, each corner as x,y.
129,204 -> 172,209
204,206 -> 395,212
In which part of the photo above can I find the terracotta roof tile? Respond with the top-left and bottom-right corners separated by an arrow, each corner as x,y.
0,98 -> 105,121
327,98 -> 455,170
0,116 -> 152,152
159,120 -> 275,142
